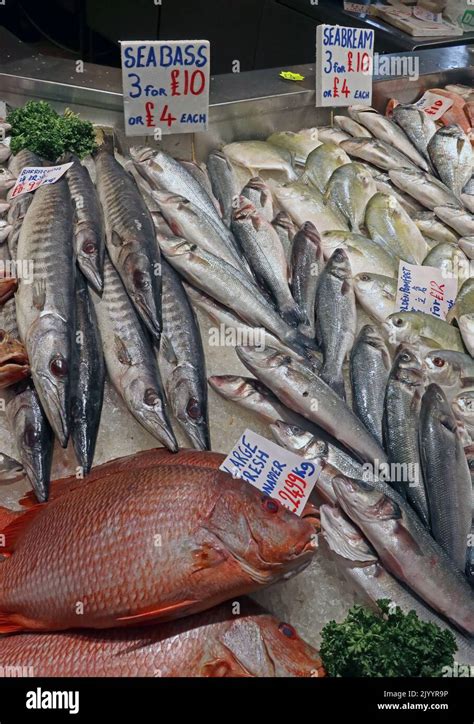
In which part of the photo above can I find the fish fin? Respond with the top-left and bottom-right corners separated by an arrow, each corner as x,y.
110,230 -> 124,248
32,280 -> 46,310
439,413 -> 458,434
114,335 -> 133,366
160,335 -> 178,365
191,542 -> 227,572
341,279 -> 352,295
0,505 -> 44,553
116,600 -> 197,623
0,615 -> 26,634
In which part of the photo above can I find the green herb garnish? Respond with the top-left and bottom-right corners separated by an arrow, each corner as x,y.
320,599 -> 456,677
8,101 -> 97,161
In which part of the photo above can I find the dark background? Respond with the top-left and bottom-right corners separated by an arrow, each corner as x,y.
0,0 -> 357,73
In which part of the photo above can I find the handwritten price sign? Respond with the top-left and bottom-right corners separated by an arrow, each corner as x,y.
396,262 -> 456,320
220,429 -> 321,516
9,162 -> 73,199
415,91 -> 453,122
120,40 -> 210,137
316,24 -> 374,107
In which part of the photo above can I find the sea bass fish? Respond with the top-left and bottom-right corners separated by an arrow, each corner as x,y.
236,346 -> 387,465
207,150 -> 240,227
158,260 -> 209,450
95,143 -> 163,342
419,384 -> 472,571
241,177 -> 274,222
231,198 -> 301,325
0,454 -> 318,632
382,347 -> 429,524
290,222 -> 323,338
15,179 -> 75,447
0,598 -> 325,677
320,505 -> 474,665
350,325 -> 391,447
92,255 -> 177,451
333,475 -> 474,636
315,248 -> 356,399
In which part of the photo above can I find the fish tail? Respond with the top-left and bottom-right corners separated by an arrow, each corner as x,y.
320,367 -> 346,400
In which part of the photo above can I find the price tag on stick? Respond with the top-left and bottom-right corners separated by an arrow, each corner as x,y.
316,24 -> 374,107
120,40 -> 210,137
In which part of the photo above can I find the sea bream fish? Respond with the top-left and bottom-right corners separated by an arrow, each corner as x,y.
15,179 -> 75,447
392,104 -> 437,163
324,162 -> 376,233
221,140 -> 298,181
158,259 -> 209,450
428,126 -> 473,199
92,255 -> 177,451
95,142 -> 163,342
0,451 -> 318,632
65,153 -> 105,293
0,599 -> 325,677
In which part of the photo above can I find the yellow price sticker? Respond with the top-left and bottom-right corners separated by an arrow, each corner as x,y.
279,71 -> 305,81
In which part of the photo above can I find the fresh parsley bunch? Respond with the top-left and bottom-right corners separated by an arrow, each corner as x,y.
320,599 -> 456,677
8,101 -> 97,161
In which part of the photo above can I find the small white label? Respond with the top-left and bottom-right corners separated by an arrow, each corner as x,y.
395,262 -> 457,320
414,91 -> 453,121
220,429 -> 320,516
316,24 -> 374,108
10,162 -> 74,199
120,40 -> 210,137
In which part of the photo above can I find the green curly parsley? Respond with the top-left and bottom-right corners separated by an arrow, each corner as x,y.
8,101 -> 97,161
320,599 -> 457,677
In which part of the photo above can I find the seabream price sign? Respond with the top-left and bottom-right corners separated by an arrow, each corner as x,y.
120,40 -> 210,137
316,24 -> 374,107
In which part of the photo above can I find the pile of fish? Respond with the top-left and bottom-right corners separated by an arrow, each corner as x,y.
0,91 -> 473,672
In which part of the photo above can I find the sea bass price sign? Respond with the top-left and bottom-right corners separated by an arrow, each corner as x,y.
120,40 -> 210,136
316,24 -> 374,107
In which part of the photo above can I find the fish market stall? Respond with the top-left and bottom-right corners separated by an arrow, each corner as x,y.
0,28 -> 472,678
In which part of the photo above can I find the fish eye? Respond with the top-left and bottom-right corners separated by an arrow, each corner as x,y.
261,496 -> 279,514
133,269 -> 149,290
82,241 -> 97,255
24,424 -> 39,447
50,355 -> 68,377
433,357 -> 445,368
278,622 -> 297,639
393,317 -> 404,328
359,274 -> 370,281
144,388 -> 160,405
399,352 -> 411,363
186,397 -> 201,420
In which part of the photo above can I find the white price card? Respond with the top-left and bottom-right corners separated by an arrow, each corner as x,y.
414,91 -> 453,121
316,24 -> 374,108
220,429 -> 321,516
9,162 -> 74,199
120,40 -> 210,137
395,262 -> 457,320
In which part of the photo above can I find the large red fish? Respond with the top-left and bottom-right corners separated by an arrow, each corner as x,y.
0,451 -> 318,633
0,598 -> 325,677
